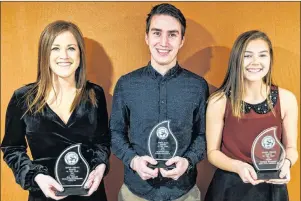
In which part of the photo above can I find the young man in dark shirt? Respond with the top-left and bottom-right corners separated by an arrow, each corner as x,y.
110,3 -> 209,201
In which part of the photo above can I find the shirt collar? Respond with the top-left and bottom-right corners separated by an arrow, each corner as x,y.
146,61 -> 181,79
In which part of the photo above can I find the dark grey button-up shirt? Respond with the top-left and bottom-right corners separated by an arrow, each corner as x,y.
110,62 -> 209,201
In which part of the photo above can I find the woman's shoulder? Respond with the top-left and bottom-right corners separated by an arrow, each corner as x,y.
85,81 -> 106,103
278,87 -> 297,103
278,87 -> 298,112
208,92 -> 227,106
207,92 -> 227,116
85,81 -> 106,107
13,82 -> 37,99
86,81 -> 104,94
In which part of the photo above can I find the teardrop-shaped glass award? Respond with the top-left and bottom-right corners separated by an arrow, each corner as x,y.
251,126 -> 286,180
54,144 -> 90,195
148,120 -> 178,169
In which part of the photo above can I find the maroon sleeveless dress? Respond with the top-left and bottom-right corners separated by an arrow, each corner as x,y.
205,86 -> 288,201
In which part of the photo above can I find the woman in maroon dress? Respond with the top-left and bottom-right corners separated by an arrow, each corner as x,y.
205,30 -> 298,201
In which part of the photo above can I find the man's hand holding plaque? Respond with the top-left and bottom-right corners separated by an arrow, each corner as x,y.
131,156 -> 159,180
159,156 -> 189,180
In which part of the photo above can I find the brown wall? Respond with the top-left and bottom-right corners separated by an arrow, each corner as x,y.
1,2 -> 300,201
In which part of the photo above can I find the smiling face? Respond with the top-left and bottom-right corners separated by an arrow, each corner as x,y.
145,14 -> 184,69
49,31 -> 80,80
243,39 -> 271,82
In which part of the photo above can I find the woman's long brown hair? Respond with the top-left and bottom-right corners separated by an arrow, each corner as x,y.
24,20 -> 96,116
210,30 -> 275,118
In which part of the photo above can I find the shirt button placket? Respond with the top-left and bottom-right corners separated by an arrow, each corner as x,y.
159,80 -> 167,121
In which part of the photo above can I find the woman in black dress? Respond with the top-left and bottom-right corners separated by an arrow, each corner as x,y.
1,20 -> 110,201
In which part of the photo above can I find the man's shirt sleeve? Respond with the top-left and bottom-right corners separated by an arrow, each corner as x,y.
183,79 -> 209,165
110,76 -> 137,168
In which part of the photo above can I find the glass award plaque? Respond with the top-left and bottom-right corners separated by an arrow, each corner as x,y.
251,127 -> 286,180
54,144 -> 90,196
148,120 -> 178,169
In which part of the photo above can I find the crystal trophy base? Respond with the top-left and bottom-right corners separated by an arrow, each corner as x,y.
257,170 -> 286,180
147,160 -> 176,170
55,187 -> 88,196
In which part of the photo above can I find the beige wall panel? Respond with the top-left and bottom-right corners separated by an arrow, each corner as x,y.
1,2 -> 299,201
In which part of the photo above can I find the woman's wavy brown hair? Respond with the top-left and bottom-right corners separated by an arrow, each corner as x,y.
24,20 -> 96,116
210,30 -> 275,118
